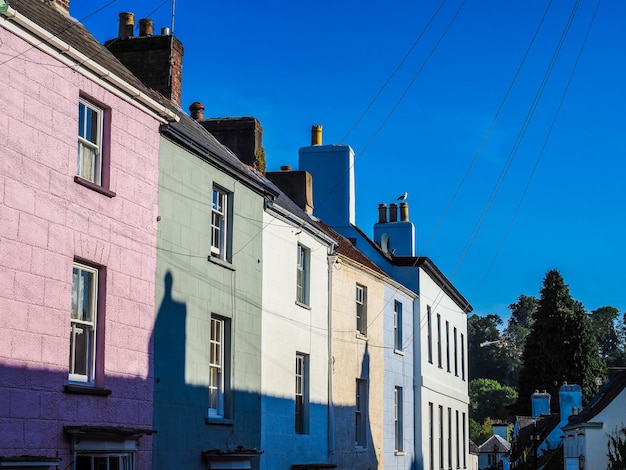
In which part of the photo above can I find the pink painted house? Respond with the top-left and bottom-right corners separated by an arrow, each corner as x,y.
0,1 -> 177,468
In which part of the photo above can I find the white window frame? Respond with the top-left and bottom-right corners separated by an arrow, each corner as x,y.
211,187 -> 230,260
356,284 -> 367,335
394,300 -> 403,351
295,353 -> 309,434
75,452 -> 134,470
395,386 -> 404,452
77,98 -> 103,185
355,378 -> 367,447
296,244 -> 310,305
70,262 -> 98,384
209,315 -> 226,418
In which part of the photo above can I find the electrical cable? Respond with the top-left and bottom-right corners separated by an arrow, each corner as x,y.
471,0 -> 602,299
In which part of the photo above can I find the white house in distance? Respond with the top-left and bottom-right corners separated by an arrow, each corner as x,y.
562,369 -> 626,470
296,126 -> 472,469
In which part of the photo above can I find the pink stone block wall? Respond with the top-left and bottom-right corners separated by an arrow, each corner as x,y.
0,25 -> 161,469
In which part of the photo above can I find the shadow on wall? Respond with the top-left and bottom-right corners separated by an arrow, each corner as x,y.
0,364 -> 154,469
153,271 -> 329,470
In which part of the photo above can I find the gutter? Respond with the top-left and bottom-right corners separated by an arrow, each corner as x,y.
1,7 -> 179,124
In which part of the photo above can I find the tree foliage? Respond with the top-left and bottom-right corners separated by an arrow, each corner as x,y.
470,417 -> 500,446
516,269 -> 604,414
469,378 -> 518,424
608,426 -> 626,470
468,314 -> 512,384
590,306 -> 626,368
502,295 -> 537,386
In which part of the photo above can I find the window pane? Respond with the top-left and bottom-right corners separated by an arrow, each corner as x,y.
76,455 -> 92,470
93,456 -> 107,470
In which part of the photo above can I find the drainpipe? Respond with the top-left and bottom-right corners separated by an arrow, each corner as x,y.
327,251 -> 337,462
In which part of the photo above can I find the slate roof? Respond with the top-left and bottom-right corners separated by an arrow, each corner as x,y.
7,0 -> 175,111
160,112 -> 279,198
346,224 -> 472,312
511,413 -> 560,461
478,434 -> 511,453
315,221 -> 387,277
564,368 -> 626,428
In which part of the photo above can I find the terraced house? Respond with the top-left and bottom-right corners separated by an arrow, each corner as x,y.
0,2 -> 472,469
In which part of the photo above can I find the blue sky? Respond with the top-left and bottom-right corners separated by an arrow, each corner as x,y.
72,0 -> 626,319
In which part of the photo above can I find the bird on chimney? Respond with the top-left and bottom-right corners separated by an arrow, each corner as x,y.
397,192 -> 408,201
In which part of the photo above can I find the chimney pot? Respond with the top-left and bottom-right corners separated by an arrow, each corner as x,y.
311,125 -> 322,146
139,18 -> 154,37
389,203 -> 398,223
189,102 -> 205,120
118,12 -> 135,39
378,204 -> 387,224
161,27 -> 170,35
280,165 -> 292,172
400,201 -> 409,222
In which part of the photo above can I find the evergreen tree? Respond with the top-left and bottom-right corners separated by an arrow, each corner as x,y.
502,295 -> 538,386
516,269 -> 604,414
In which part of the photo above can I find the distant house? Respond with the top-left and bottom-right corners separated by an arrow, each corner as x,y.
511,385 -> 583,470
0,0 -> 176,468
562,368 -> 626,470
478,435 -> 510,470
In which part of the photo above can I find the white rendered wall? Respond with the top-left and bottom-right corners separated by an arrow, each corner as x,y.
383,284 -> 416,468
416,267 -> 470,470
260,210 -> 330,469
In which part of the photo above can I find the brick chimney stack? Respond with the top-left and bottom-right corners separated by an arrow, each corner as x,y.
105,13 -> 184,106
196,117 -> 266,173
266,167 -> 314,215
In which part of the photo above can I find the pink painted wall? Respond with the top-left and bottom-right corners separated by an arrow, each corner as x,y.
0,23 -> 161,469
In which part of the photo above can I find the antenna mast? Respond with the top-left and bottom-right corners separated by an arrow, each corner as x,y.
171,0 -> 176,35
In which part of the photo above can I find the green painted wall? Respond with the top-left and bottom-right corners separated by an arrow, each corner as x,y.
153,136 -> 265,470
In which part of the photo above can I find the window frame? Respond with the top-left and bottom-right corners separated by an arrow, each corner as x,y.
295,353 -> 309,434
394,386 -> 404,452
446,320 -> 451,373
394,300 -> 403,352
439,405 -> 444,470
356,284 -> 367,336
77,98 -> 103,185
75,452 -> 134,470
427,305 -> 433,364
355,378 -> 367,447
429,402 -> 434,470
75,96 -> 115,197
460,333 -> 466,381
296,244 -> 310,306
211,186 -> 231,262
208,315 -> 230,419
70,261 -> 102,385
454,327 -> 458,377
437,313 -> 442,369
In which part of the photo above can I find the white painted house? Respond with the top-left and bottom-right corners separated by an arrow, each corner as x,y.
562,370 -> 626,470
296,126 -> 472,469
260,182 -> 337,470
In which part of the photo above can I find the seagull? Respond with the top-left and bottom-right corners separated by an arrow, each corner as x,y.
397,192 -> 408,201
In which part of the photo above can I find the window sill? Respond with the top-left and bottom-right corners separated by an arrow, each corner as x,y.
208,255 -> 235,271
205,417 -> 234,426
355,332 -> 368,341
295,301 -> 311,310
395,451 -> 406,456
394,349 -> 405,356
74,176 -> 116,198
64,384 -> 112,396
354,446 -> 368,453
